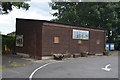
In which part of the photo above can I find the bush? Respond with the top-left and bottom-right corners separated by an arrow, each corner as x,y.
103,51 -> 109,56
115,38 -> 120,50
2,35 -> 15,53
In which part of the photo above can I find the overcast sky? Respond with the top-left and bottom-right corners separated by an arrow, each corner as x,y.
0,0 -> 56,35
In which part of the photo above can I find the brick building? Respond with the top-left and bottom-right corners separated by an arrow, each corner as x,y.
15,18 -> 106,59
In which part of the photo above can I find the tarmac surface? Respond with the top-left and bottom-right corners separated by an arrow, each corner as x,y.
1,51 -> 119,79
32,56 -> 118,78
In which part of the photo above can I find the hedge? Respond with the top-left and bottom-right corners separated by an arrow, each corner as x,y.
2,35 -> 15,53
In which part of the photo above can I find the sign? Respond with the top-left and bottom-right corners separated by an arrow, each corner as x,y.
72,29 -> 89,40
16,35 -> 23,47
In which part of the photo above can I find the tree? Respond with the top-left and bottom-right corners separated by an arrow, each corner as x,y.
49,2 -> 120,43
0,2 -> 30,14
7,31 -> 16,35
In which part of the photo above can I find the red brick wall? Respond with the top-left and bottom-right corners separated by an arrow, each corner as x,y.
89,30 -> 105,54
41,22 -> 105,56
16,19 -> 105,59
42,25 -> 71,56
16,19 -> 42,59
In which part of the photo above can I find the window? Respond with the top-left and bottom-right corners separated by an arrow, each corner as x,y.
16,35 -> 23,47
78,40 -> 82,44
96,40 -> 100,44
53,37 -> 60,43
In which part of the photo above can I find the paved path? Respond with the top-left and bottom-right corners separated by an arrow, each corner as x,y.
32,56 -> 118,78
2,55 -> 118,78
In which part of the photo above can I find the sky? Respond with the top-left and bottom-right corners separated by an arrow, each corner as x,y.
0,0 -> 56,35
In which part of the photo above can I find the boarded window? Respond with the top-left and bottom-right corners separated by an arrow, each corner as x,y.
96,40 -> 100,44
54,37 -> 60,43
78,40 -> 82,44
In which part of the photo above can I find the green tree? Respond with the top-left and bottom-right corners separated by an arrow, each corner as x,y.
50,2 -> 120,43
0,2 -> 30,14
7,31 -> 16,35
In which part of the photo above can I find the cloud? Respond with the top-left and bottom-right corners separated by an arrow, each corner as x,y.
0,2 -> 54,35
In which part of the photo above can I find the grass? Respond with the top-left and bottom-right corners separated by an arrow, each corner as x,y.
110,53 -> 118,56
31,60 -> 42,64
10,62 -> 26,67
0,65 -> 7,69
